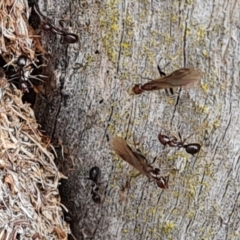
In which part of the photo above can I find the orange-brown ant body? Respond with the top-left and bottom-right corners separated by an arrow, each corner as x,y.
110,137 -> 169,189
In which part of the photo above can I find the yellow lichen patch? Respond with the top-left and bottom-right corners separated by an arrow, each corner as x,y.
202,181 -> 210,190
186,0 -> 193,5
129,170 -> 140,177
148,228 -> 156,233
204,163 -> 215,177
99,1 -> 120,64
194,102 -> 209,114
172,190 -> 180,198
186,27 -> 191,35
187,211 -> 195,219
121,42 -> 132,49
202,106 -> 209,114
134,228 -> 141,233
108,124 -> 116,134
162,221 -> 175,235
187,183 -> 197,196
230,231 -> 240,238
171,15 -> 178,22
168,151 -> 189,161
164,34 -> 174,43
151,29 -> 158,36
202,49 -> 208,57
111,23 -> 118,31
125,14 -> 135,28
86,54 -> 94,65
201,83 -> 209,92
116,162 -> 123,170
197,26 -> 206,39
146,206 -> 157,215
123,50 -> 132,57
166,97 -> 175,105
212,119 -> 221,129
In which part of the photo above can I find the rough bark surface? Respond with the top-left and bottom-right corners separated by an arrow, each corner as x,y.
34,0 -> 240,239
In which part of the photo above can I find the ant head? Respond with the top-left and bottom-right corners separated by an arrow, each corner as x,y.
62,33 -> 79,44
89,166 -> 101,183
20,82 -> 29,93
184,143 -> 201,155
149,168 -> 161,178
92,193 -> 101,204
158,134 -> 170,146
17,55 -> 27,67
41,22 -> 52,31
132,84 -> 144,94
156,176 -> 169,189
167,138 -> 179,147
91,183 -> 99,193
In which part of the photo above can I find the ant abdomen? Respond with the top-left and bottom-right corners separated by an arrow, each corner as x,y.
89,166 -> 101,183
184,143 -> 201,155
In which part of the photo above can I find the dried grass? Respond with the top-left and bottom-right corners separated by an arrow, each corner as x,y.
0,0 -> 44,66
0,1 -> 71,239
0,74 -> 70,239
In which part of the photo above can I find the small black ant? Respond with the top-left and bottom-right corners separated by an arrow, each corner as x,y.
33,5 -> 79,44
86,167 -> 101,204
158,132 -> 201,155
88,166 -> 101,183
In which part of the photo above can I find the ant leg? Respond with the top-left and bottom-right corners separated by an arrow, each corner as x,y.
28,75 -> 46,82
182,132 -> 194,144
137,74 -> 154,81
31,55 -> 49,69
8,75 -> 19,81
150,156 -> 157,165
157,64 -> 174,95
33,4 -> 51,22
169,88 -> 174,95
92,193 -> 101,204
157,65 -> 166,77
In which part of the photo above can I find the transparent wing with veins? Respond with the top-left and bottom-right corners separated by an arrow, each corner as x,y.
147,67 -> 201,89
110,137 -> 154,180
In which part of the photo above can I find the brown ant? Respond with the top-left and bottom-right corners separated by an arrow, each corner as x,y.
132,66 -> 201,95
158,132 -> 201,155
33,5 -> 79,44
110,137 -> 169,189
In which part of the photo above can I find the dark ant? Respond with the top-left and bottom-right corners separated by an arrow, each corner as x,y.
86,167 -> 101,204
33,5 -> 79,44
8,55 -> 33,93
158,132 -> 201,155
91,183 -> 101,204
88,166 -> 101,183
18,56 -> 32,92
110,137 -> 169,189
9,55 -> 45,93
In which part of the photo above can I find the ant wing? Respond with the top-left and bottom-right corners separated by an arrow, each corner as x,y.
110,137 -> 153,179
164,67 -> 201,87
168,68 -> 192,78
142,67 -> 201,90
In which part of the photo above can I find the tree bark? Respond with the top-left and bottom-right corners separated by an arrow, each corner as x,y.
34,0 -> 240,239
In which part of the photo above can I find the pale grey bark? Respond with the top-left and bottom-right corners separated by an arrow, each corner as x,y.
35,0 -> 240,239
